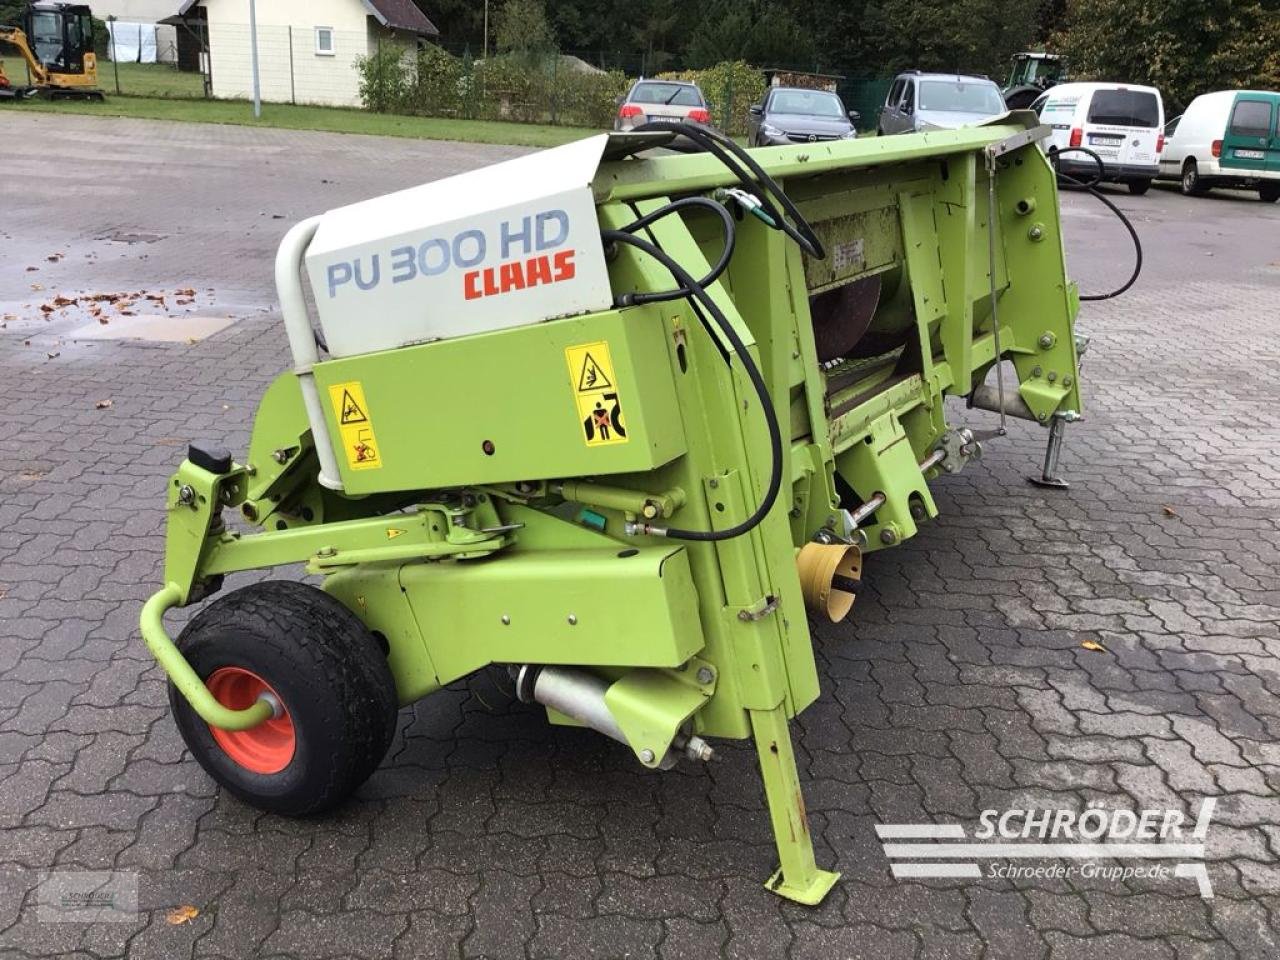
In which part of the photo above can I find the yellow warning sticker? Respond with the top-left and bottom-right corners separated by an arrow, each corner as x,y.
328,381 -> 382,471
565,341 -> 628,446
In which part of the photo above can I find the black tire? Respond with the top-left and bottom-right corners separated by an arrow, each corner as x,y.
1127,179 -> 1151,196
1181,159 -> 1208,196
169,580 -> 398,816
1260,183 -> 1280,203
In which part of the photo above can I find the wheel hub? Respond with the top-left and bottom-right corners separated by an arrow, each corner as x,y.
205,667 -> 295,774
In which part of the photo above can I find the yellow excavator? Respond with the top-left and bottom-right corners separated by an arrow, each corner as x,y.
0,1 -> 103,100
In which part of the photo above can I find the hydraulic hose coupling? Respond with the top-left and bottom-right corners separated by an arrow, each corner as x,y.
625,521 -> 669,537
796,542 -> 863,622
713,187 -> 778,228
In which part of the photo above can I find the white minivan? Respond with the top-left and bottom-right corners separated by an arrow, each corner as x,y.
1032,82 -> 1165,194
1157,90 -> 1280,202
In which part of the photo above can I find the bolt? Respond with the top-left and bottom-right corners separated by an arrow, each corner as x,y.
1028,225 -> 1044,241
642,502 -> 659,519
708,478 -> 719,489
177,484 -> 195,506
271,448 -> 289,464
879,528 -> 898,545
1047,371 -> 1058,382
316,546 -> 337,558
639,749 -> 655,764
501,614 -> 510,625
1063,375 -> 1073,387
910,502 -> 928,522
1038,333 -> 1055,349
567,614 -> 578,625
1032,365 -> 1042,377
696,666 -> 714,684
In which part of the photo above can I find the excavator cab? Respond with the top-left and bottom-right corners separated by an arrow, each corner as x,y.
0,1 -> 101,99
28,2 -> 96,74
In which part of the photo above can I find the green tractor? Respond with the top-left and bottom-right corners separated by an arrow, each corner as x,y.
1003,52 -> 1066,110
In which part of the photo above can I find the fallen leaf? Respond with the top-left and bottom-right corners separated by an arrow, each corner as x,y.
1162,506 -> 1178,518
98,317 -> 110,325
30,283 -> 43,291
176,287 -> 196,297
46,351 -> 60,360
25,266 -> 38,272
166,905 -> 199,925
95,399 -> 113,409
46,253 -> 63,262
52,295 -> 77,307
39,305 -> 54,314
187,337 -> 201,345
1081,640 -> 1107,653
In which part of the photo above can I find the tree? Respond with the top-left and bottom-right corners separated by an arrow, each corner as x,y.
0,0 -> 26,27
495,0 -> 557,59
1052,0 -> 1280,112
683,0 -> 816,69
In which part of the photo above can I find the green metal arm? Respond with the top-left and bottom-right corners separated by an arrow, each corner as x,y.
139,584 -> 274,731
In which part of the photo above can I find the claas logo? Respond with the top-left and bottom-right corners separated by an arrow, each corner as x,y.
325,209 -> 576,300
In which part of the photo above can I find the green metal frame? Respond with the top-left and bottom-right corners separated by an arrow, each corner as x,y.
141,117 -> 1081,904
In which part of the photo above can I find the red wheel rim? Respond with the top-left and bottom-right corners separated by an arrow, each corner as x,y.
205,667 -> 295,774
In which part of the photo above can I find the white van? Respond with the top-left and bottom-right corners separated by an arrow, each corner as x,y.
1032,82 -> 1165,194
1157,90 -> 1280,202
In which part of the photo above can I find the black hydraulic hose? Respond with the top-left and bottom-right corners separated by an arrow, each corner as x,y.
602,229 -> 783,542
615,196 -> 736,305
1051,146 -> 1144,301
633,120 -> 827,260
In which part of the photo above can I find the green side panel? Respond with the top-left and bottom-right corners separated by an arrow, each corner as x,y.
322,563 -> 441,705
399,545 -> 705,683
310,307 -> 687,495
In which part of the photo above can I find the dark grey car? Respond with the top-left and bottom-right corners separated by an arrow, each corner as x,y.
747,87 -> 859,146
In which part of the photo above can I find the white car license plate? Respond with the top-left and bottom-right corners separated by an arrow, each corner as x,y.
647,115 -> 681,123
1088,134 -> 1123,145
1235,148 -> 1266,160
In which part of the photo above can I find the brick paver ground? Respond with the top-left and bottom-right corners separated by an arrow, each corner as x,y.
2,114 -> 1279,959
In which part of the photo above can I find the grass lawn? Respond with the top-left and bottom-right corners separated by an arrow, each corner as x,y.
99,61 -> 207,98
7,63 -> 597,148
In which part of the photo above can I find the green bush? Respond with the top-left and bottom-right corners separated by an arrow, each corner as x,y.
356,45 -> 412,113
657,61 -> 765,136
356,45 -> 627,129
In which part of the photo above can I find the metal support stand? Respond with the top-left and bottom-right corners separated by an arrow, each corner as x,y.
750,705 -> 840,904
1029,412 -> 1078,489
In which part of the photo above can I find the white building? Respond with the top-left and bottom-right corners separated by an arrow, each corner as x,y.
180,0 -> 438,107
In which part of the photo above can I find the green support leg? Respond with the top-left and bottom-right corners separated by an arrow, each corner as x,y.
750,704 -> 840,905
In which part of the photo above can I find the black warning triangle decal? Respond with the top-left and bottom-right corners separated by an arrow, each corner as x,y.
340,389 -> 368,424
576,352 -> 612,392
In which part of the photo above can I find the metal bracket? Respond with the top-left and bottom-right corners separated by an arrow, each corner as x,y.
738,595 -> 781,622
985,123 -> 1052,161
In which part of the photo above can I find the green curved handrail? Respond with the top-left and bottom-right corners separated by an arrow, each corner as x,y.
140,584 -> 274,731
